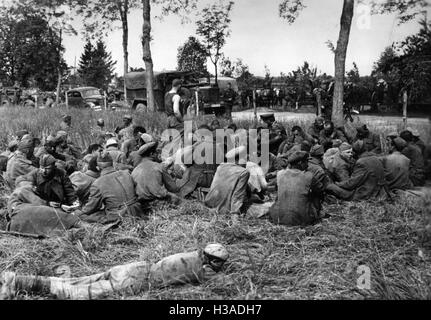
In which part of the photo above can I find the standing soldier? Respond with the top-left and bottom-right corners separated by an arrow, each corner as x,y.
222,83 -> 236,121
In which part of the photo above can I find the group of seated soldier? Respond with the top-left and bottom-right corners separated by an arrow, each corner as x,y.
0,112 -> 429,236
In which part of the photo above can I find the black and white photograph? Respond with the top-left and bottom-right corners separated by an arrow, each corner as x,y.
0,0 -> 431,306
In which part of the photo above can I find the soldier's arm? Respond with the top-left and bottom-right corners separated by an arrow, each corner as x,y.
336,162 -> 368,190
79,184 -> 103,215
62,172 -> 78,205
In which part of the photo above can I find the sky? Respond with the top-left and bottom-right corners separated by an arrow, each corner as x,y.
62,0 -> 429,78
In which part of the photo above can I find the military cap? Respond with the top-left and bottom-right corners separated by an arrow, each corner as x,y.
310,144 -> 324,157
339,142 -> 352,152
406,127 -> 420,137
140,133 -> 154,144
393,137 -> 407,150
16,130 -> 29,140
287,150 -> 309,164
352,140 -> 365,154
172,78 -> 182,87
97,151 -> 113,164
332,139 -> 343,148
137,141 -> 158,156
123,114 -> 133,120
387,131 -> 398,138
105,138 -> 118,147
40,154 -> 56,167
62,115 -> 71,122
97,118 -> 105,126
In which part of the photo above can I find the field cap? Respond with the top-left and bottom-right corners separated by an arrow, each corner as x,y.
387,131 -> 398,138
40,154 -> 56,167
339,142 -> 352,152
106,138 -> 118,147
172,78 -> 182,87
287,150 -> 308,164
310,144 -> 324,157
123,114 -> 133,120
97,118 -> 104,126
97,151 -> 113,165
332,139 -> 343,148
406,127 -> 420,137
393,137 -> 407,150
138,141 -> 157,156
141,133 -> 154,144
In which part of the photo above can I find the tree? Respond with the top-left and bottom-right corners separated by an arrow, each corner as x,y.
141,0 -> 198,112
279,0 -> 428,126
373,19 -> 431,104
346,62 -> 360,84
196,0 -> 234,86
77,39 -> 116,90
0,4 -> 68,90
70,0 -> 141,105
177,36 -> 208,76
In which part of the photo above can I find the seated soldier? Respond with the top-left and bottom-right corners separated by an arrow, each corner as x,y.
5,136 -> 37,189
0,243 -> 228,300
278,125 -> 314,155
78,143 -> 102,172
104,137 -> 130,171
260,113 -> 287,155
175,135 -> 223,199
131,139 -> 180,203
204,146 -> 250,216
268,151 -> 324,226
319,120 -> 347,151
74,152 -> 143,224
354,124 -> 381,154
326,142 -> 354,183
70,156 -> 100,204
6,178 -> 81,237
381,137 -> 413,191
16,154 -> 79,208
121,126 -> 146,159
407,127 -> 425,155
333,141 -> 388,201
400,130 -> 425,186
307,116 -> 324,142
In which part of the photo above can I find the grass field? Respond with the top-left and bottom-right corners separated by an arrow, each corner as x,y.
1,106 -> 431,300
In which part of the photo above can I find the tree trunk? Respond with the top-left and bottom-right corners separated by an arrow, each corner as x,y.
55,28 -> 63,107
142,0 -> 155,112
120,1 -> 129,106
332,0 -> 354,127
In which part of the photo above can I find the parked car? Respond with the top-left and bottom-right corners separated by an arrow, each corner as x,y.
66,87 -> 105,109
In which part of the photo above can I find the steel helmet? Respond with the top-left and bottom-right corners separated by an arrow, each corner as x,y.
204,243 -> 229,261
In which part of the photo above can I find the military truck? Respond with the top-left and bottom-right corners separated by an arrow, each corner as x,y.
124,70 -> 234,116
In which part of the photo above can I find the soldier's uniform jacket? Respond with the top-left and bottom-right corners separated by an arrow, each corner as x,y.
354,132 -> 381,154
319,129 -> 347,149
402,143 -> 425,186
78,167 -> 142,223
269,167 -> 324,226
106,146 -> 128,170
330,153 -> 353,183
69,170 -> 99,204
381,151 -> 413,191
131,157 -> 179,201
5,151 -> 37,189
336,152 -> 388,201
268,121 -> 287,155
17,167 -> 77,205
